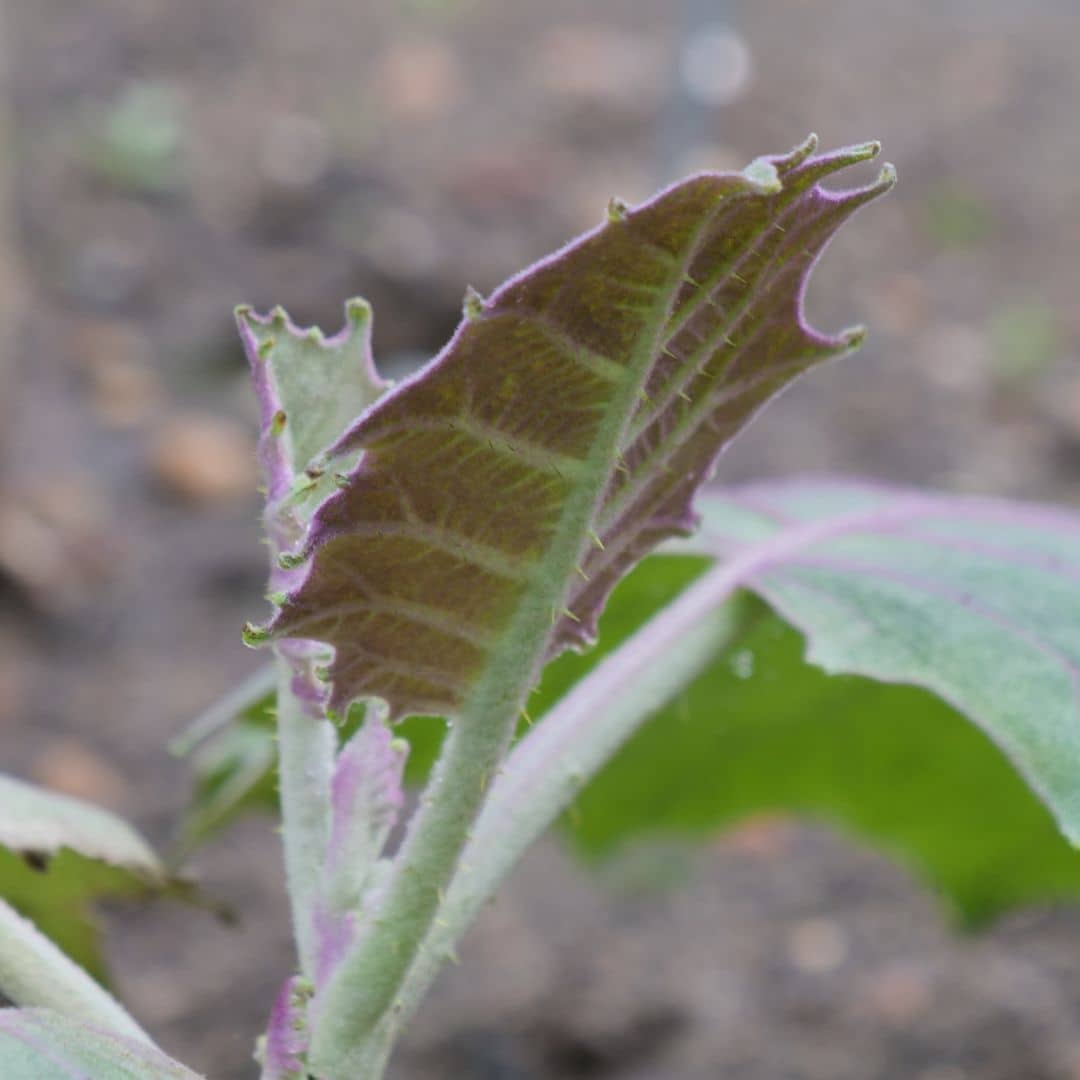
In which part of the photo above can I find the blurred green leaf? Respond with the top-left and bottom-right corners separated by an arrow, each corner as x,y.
85,82 -> 183,195
990,300 -> 1061,384
0,1009 -> 202,1078
172,693 -> 279,863
0,775 -> 185,980
570,590 -> 1080,925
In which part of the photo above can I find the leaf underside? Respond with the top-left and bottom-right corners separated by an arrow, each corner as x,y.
268,137 -> 895,719
0,1009 -> 202,1079
686,479 -> 1080,845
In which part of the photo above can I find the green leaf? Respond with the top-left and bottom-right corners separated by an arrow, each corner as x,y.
558,477 -> 1080,924
172,691 -> 279,862
0,775 -> 183,980
0,1009 -> 202,1078
685,480 -> 1080,845
571,589 -> 1080,925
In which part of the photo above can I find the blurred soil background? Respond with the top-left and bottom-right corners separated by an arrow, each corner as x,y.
2,0 -> 1080,1076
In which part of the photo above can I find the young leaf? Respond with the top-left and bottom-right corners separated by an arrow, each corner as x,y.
0,1009 -> 202,1079
264,136 -> 895,721
257,977 -> 311,1080
0,774 -> 186,979
236,302 -> 394,983
321,705 -> 407,917
235,300 -> 390,537
263,141 -> 899,1071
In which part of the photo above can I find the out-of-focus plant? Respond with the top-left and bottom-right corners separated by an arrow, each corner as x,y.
4,135 -> 1080,1080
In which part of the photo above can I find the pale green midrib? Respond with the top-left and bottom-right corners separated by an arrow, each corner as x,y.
660,181 -> 801,348
630,188 -> 812,444
308,193 -> 730,1075
444,188 -> 739,732
596,207 -> 846,544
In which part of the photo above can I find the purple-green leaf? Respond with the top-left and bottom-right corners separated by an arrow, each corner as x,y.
266,136 -> 895,719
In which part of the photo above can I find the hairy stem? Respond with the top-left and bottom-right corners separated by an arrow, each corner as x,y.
307,233 -> 683,1073
367,505 -> 936,1043
275,655 -> 335,980
0,899 -> 152,1044
352,574 -> 748,1058
308,705 -> 518,1076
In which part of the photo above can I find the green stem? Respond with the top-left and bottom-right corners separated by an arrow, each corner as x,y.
349,570 -> 750,1060
275,654 -> 336,979
308,705 -> 518,1076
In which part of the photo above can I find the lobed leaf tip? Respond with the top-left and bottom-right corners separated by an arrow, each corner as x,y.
832,161 -> 898,214
270,305 -> 289,329
258,337 -> 276,359
270,409 -> 288,435
844,139 -> 882,164
875,161 -> 898,192
242,622 -> 272,648
778,132 -> 820,171
462,285 -> 486,321
305,326 -> 325,345
839,324 -> 867,350
741,157 -> 782,195
344,296 -> 372,327
266,590 -> 288,607
278,551 -> 306,570
606,196 -> 629,223
791,139 -> 884,191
